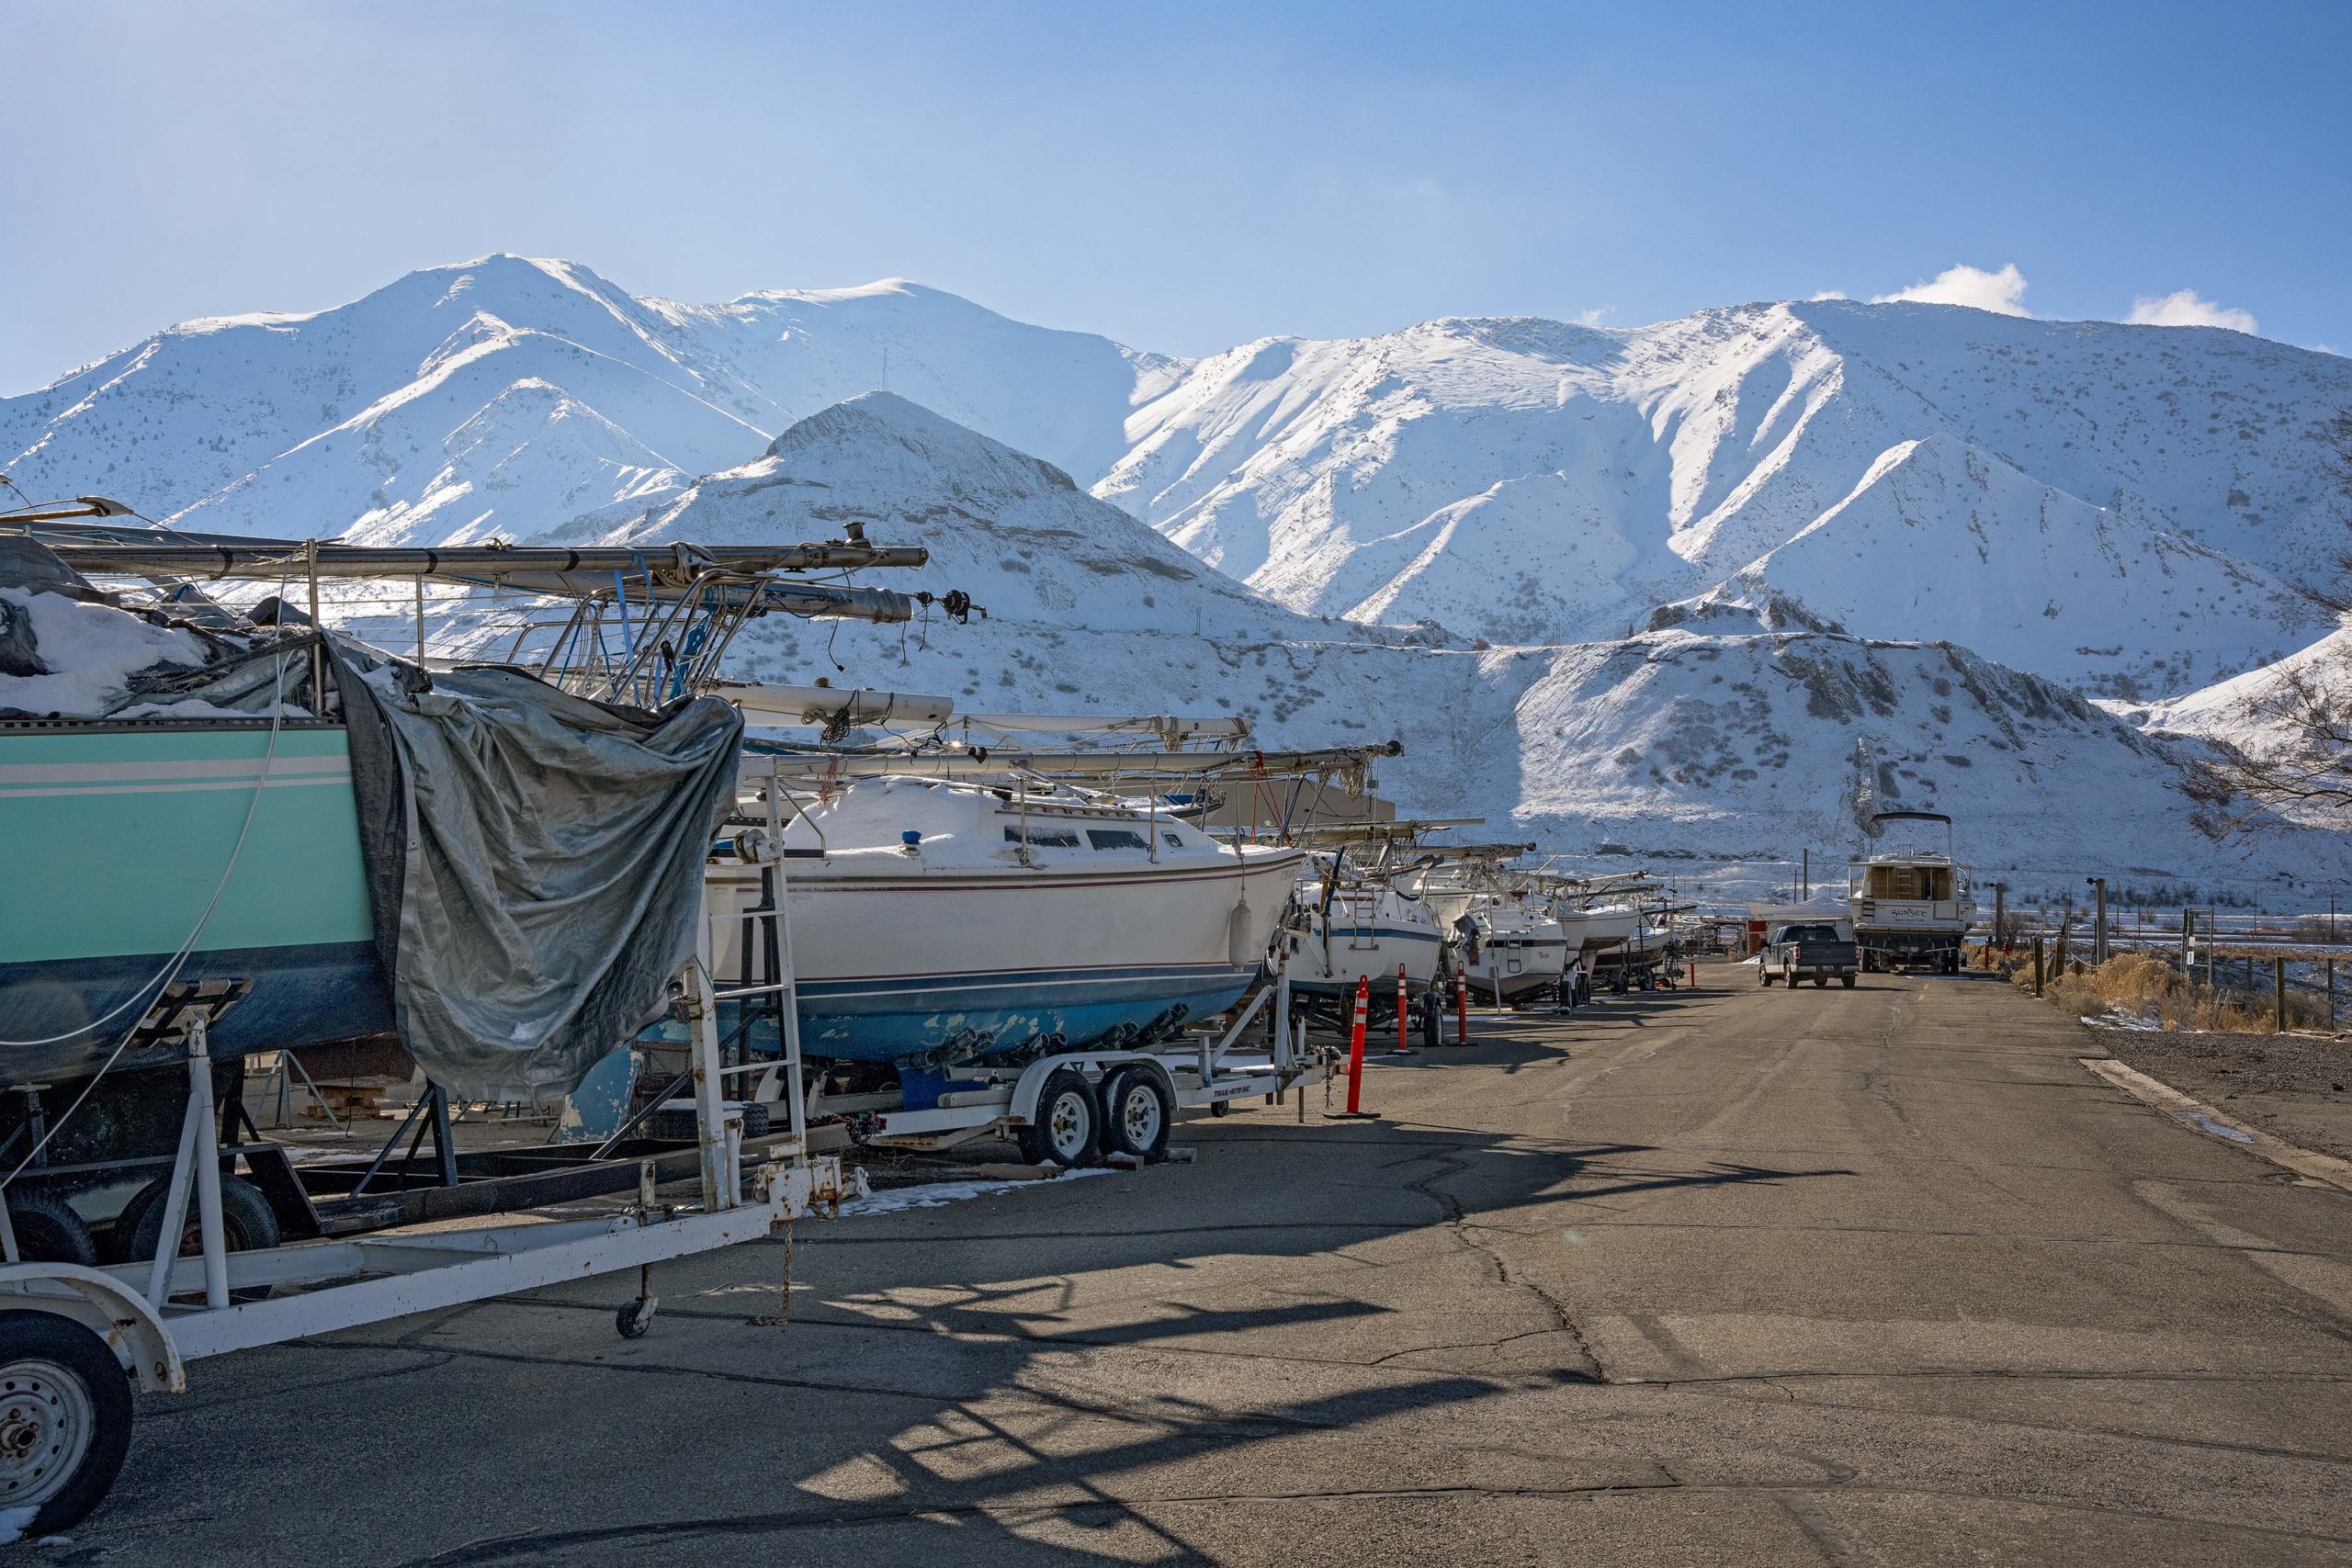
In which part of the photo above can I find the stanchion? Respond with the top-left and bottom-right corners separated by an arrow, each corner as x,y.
1687,960 -> 1698,989
1396,964 -> 1409,1055
1455,976 -> 1470,1045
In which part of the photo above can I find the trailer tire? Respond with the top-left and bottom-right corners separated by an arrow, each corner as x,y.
1841,976 -> 1857,989
5,1193 -> 96,1269
1101,1068 -> 1172,1163
120,1174 -> 278,1301
0,1309 -> 134,1535
1017,1069 -> 1100,1168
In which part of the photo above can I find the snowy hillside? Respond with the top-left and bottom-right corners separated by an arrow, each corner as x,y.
561,392 -> 1371,647
1106,303 -> 2351,696
0,255 -> 1174,549
11,256 -> 2351,899
550,393 -> 2352,899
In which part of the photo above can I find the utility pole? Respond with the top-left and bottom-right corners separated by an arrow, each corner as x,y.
1989,882 -> 2009,949
1801,849 -> 1809,902
2086,876 -> 2109,964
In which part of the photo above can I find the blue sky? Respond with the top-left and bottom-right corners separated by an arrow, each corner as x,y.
6,0 -> 2347,391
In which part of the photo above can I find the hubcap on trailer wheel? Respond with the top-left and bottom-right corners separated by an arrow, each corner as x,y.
1121,1084 -> 1162,1147
0,1359 -> 96,1510
1048,1091 -> 1091,1161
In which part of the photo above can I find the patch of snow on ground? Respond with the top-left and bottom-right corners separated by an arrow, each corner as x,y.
2089,1009 -> 2166,1032
2182,1111 -> 2256,1145
836,1167 -> 1115,1217
0,1505 -> 39,1547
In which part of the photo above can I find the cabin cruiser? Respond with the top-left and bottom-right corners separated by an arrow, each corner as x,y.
707,775 -> 1303,1068
1848,811 -> 1976,974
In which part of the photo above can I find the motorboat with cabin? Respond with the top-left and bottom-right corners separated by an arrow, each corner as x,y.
707,711 -> 1396,1079
1848,810 -> 1976,973
706,773 -> 1303,1069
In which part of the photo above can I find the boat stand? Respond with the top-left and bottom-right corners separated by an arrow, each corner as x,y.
347,1081 -> 460,1196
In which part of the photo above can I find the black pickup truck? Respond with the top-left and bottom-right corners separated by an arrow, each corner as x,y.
1759,922 -> 1860,988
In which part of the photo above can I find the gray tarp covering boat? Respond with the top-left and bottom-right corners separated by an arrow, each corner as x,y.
6,529 -> 742,1099
332,648 -> 743,1103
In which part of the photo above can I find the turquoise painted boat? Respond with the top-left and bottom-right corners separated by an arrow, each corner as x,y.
0,719 -> 390,1078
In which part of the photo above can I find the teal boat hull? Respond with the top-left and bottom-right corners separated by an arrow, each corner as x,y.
0,722 -> 390,1077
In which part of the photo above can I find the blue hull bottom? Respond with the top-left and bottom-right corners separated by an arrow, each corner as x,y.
723,963 -> 1257,1068
0,942 -> 394,1081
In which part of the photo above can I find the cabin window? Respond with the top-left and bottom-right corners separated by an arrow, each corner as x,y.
1086,829 -> 1152,852
1161,831 -> 1185,849
1005,826 -> 1080,848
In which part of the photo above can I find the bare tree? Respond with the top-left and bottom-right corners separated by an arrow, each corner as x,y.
2185,655 -> 2352,830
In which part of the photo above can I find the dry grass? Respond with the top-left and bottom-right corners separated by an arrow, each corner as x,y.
2007,949 -> 2286,1032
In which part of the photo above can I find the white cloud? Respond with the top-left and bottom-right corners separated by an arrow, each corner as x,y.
1574,307 -> 1611,327
1809,289 -> 1849,301
1871,263 -> 2030,316
2126,288 -> 2258,333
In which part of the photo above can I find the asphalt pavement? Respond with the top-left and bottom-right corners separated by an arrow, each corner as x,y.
72,968 -> 2352,1565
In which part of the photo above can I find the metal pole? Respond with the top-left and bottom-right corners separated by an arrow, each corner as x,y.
764,787 -> 809,1158
2032,935 -> 2045,998
2275,957 -> 2289,1033
684,953 -> 733,1212
1273,944 -> 1293,1072
148,1016 -> 233,1311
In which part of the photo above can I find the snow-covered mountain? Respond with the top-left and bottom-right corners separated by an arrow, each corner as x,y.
554,389 -> 2352,898
563,391 -> 1360,647
1106,304 -> 2349,697
0,255 -> 1174,548
9,255 -> 2350,897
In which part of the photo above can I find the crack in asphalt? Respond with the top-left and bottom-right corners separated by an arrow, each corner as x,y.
1396,1142 -> 1610,1382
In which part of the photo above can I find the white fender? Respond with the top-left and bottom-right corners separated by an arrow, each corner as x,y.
0,1262 -> 185,1393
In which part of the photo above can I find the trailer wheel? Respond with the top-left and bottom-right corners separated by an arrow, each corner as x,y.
1841,976 -> 1857,989
5,1193 -> 96,1269
121,1174 -> 279,1302
1016,1069 -> 1100,1168
614,1299 -> 655,1339
0,1310 -> 132,1536
1101,1068 -> 1172,1163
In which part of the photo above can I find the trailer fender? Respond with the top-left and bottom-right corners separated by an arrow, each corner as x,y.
1006,1052 -> 1175,1126
0,1262 -> 183,1394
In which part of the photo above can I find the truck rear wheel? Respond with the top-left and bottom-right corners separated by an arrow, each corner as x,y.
1814,975 -> 1827,988
1840,976 -> 1856,988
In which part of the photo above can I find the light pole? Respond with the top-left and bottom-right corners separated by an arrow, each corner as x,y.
2086,876 -> 2109,964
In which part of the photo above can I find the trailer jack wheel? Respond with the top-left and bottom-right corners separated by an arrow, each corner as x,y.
0,1310 -> 133,1536
615,1297 -> 657,1339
